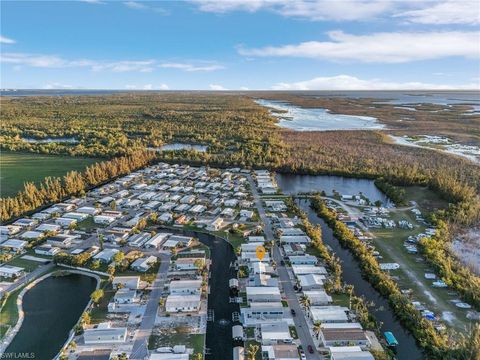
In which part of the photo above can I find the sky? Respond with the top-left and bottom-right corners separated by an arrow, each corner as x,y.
1,0 -> 479,90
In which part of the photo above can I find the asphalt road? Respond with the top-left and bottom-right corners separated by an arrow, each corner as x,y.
247,175 -> 321,360
130,252 -> 171,359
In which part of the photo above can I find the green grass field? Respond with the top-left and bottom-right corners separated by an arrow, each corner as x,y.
0,152 -> 99,197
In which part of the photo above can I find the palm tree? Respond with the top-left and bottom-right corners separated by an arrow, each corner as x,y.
313,321 -> 322,339
299,295 -> 311,309
247,343 -> 259,360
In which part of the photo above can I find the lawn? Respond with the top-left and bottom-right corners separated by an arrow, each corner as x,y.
0,152 -> 99,197
402,185 -> 449,213
0,287 -> 23,338
369,208 -> 472,332
89,280 -> 115,324
148,331 -> 205,359
6,257 -> 43,272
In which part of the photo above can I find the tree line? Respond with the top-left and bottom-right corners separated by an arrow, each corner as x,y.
310,195 -> 479,359
0,151 -> 156,222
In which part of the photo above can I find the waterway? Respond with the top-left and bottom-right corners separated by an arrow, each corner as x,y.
6,273 -> 96,359
255,99 -> 384,131
172,229 -> 239,360
276,173 -> 391,206
274,171 -> 423,359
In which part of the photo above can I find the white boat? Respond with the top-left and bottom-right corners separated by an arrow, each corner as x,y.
455,302 -> 472,309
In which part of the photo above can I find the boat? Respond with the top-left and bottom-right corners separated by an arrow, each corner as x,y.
384,331 -> 399,347
456,302 -> 472,309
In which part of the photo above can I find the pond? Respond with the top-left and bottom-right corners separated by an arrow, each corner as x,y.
148,143 -> 208,152
297,199 -> 424,360
21,137 -> 79,144
255,99 -> 384,131
6,273 -> 96,359
276,173 -> 391,206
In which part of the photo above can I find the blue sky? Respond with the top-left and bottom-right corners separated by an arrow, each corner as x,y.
1,0 -> 479,90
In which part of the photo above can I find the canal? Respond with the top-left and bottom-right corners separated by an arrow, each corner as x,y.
275,172 -> 423,359
170,229 -> 240,360
6,273 -> 96,359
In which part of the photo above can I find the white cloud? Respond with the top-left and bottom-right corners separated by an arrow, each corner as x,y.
1,53 -> 156,72
159,62 -> 224,72
239,30 -> 480,63
43,82 -> 75,89
0,35 -> 16,44
239,86 -> 250,90
125,84 -> 169,90
124,1 -> 169,14
80,0 -> 105,4
271,74 -> 479,90
124,1 -> 147,9
395,1 -> 479,25
209,84 -> 227,90
92,60 -> 156,72
190,0 -> 392,21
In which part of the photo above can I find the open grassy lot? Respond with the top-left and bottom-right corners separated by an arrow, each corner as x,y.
402,185 -> 449,213
148,331 -> 205,359
89,280 -> 115,324
369,207 -> 473,332
0,152 -> 99,197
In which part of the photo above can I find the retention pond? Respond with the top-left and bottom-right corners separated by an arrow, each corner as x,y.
6,273 -> 96,359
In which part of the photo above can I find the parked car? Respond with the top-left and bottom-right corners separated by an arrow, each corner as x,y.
290,309 -> 296,316
280,260 -> 285,266
299,351 -> 306,360
307,345 -> 314,354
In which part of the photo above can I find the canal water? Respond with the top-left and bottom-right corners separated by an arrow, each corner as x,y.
171,229 -> 240,360
6,273 -> 96,359
276,173 -> 391,206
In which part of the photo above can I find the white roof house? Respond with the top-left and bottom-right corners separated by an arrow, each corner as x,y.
298,274 -> 325,290
77,206 -> 100,215
63,212 -> 89,221
0,239 -> 28,252
260,322 -> 292,345
150,354 -> 189,360
20,231 -> 43,240
130,256 -> 157,272
165,294 -> 201,313
248,236 -> 265,243
288,255 -> 318,266
280,235 -> 311,244
113,288 -> 138,304
83,323 -> 127,344
112,276 -> 140,290
169,279 -> 202,295
144,233 -> 171,249
35,245 -> 60,256
309,306 -> 349,323
329,347 -> 374,360
127,232 -> 151,248
303,290 -> 332,306
36,223 -> 61,233
93,248 -> 120,263
12,218 -> 37,228
0,225 -> 22,235
246,286 -> 281,303
241,302 -> 289,326
93,215 -> 116,225
0,265 -> 25,278
292,265 -> 327,277
55,217 -> 77,227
